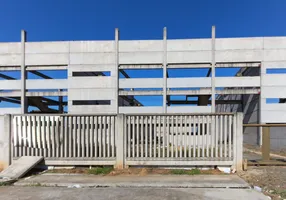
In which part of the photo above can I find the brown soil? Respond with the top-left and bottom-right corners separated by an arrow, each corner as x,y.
238,166 -> 286,200
48,167 -> 224,176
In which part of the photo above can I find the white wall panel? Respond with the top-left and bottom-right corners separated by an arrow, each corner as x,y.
69,41 -> 114,53
167,51 -> 211,63
167,39 -> 211,51
0,55 -> 21,66
119,106 -> 163,114
263,37 -> 286,49
0,108 -> 21,115
119,78 -> 163,88
26,80 -> 67,89
216,50 -> 262,62
216,38 -> 263,50
69,105 -> 116,114
68,88 -> 116,100
263,61 -> 286,69
262,110 -> 286,123
0,43 -> 21,54
70,53 -> 115,65
167,106 -> 211,113
69,77 -> 115,89
167,78 -> 211,88
119,52 -> 162,64
25,54 -> 69,65
263,74 -> 286,86
215,77 -> 260,87
262,87 -> 286,98
25,42 -> 69,54
264,49 -> 286,61
0,80 -> 21,90
119,40 -> 162,52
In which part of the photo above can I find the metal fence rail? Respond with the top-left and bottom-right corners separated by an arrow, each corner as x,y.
12,115 -> 117,165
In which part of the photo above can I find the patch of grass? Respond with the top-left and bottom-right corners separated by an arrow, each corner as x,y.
29,182 -> 42,187
170,169 -> 201,175
87,167 -> 113,175
272,189 -> 286,199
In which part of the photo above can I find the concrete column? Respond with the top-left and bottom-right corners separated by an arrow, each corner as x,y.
115,114 -> 125,169
258,62 -> 265,146
21,30 -> 27,114
211,26 -> 216,113
115,28 -> 119,114
0,114 -> 12,170
163,27 -> 167,113
234,112 -> 243,171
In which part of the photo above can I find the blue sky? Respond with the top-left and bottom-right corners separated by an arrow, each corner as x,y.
1,0 -> 286,109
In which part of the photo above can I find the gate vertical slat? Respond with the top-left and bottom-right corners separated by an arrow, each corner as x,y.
22,116 -> 27,156
171,116 -> 174,158
158,115 -> 161,158
197,116 -> 201,158
98,116 -> 102,158
153,116 -> 156,158
94,116 -> 98,158
86,116 -> 90,158
224,115 -> 227,157
166,116 -> 170,158
90,116 -> 94,158
149,116 -> 152,158
180,115 -> 183,158
229,115 -> 232,159
64,116 -> 68,158
136,116 -> 139,158
202,116 -> 205,158
77,116 -> 80,157
215,115 -> 219,158
184,116 -> 187,158
107,116 -> 111,158
51,116 -> 55,157
81,116 -> 85,157
188,116 -> 192,158
163,116 -> 165,158
127,116 -> 130,158
132,116 -> 135,158
175,116 -> 179,158
111,116 -> 115,157
72,116 -> 76,158
103,116 -> 106,158
220,115 -> 223,158
141,116 -> 144,158
206,116 -> 210,157
47,116 -> 51,157
13,117 -> 18,157
68,116 -> 72,158
145,116 -> 148,158
193,116 -> 196,158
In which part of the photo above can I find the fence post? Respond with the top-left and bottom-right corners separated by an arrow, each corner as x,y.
115,114 -> 125,169
0,114 -> 12,170
235,112 -> 243,171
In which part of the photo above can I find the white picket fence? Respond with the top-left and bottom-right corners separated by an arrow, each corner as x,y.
8,113 -> 243,169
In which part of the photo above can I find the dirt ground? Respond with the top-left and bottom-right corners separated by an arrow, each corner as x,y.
47,167 -> 224,176
238,166 -> 286,200
244,144 -> 286,158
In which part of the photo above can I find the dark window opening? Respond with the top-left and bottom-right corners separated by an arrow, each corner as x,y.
72,100 -> 111,105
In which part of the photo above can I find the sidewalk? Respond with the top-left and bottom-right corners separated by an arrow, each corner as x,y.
15,173 -> 250,188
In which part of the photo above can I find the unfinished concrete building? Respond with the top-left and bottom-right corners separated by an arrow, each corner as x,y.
0,27 -> 286,149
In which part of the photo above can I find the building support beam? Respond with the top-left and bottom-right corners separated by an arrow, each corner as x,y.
21,30 -> 27,114
115,28 -> 119,114
211,26 -> 216,113
163,27 -> 167,113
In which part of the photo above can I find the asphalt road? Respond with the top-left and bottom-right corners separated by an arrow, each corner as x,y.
0,186 -> 269,200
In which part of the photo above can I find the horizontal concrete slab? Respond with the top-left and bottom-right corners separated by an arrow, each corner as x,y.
0,156 -> 43,179
15,174 -> 250,188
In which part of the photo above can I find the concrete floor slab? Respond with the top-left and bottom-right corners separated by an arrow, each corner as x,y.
0,156 -> 43,179
15,174 -> 250,188
0,186 -> 269,200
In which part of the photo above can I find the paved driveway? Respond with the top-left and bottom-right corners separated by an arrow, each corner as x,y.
0,187 -> 269,200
